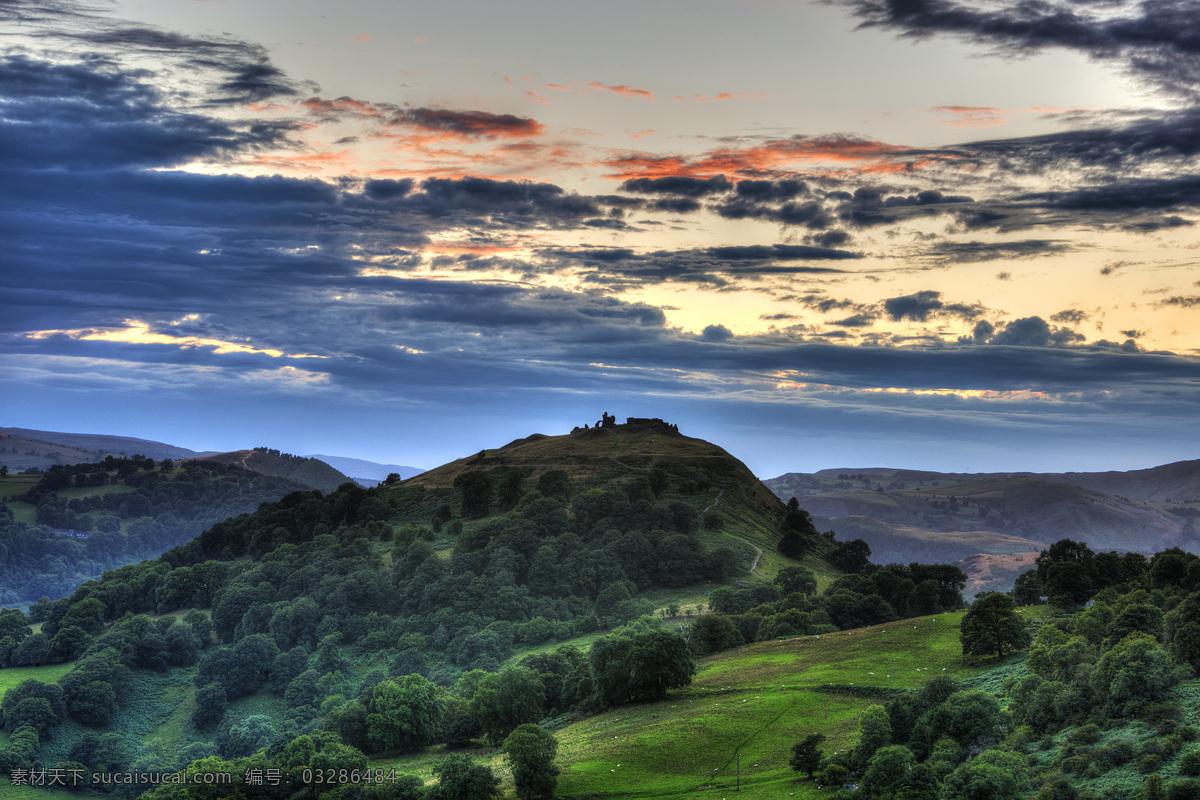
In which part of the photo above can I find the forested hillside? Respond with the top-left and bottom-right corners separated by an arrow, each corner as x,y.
0,457 -> 313,603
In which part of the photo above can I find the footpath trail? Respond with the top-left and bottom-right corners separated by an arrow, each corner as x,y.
748,545 -> 763,573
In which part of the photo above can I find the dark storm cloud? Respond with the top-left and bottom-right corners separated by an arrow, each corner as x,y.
954,110 -> 1200,173
735,179 -> 808,201
830,313 -> 878,328
651,197 -> 703,213
18,0 -> 311,106
406,177 -> 602,222
882,291 -> 986,323
807,230 -> 853,248
0,56 -> 297,170
922,239 -> 1074,263
397,108 -> 546,139
989,316 -> 1086,347
1051,309 -> 1090,325
951,173 -> 1200,233
620,175 -> 733,196
842,0 -> 1200,100
1157,295 -> 1200,308
714,198 -> 835,229
1019,175 -> 1200,213
883,290 -> 946,322
706,244 -> 862,262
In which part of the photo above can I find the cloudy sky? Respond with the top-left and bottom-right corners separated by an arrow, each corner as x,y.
3,0 -> 1199,477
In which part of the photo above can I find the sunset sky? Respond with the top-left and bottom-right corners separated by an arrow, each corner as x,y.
3,0 -> 1199,477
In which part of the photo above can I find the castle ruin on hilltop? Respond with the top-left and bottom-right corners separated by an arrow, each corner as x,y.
570,413 -> 679,435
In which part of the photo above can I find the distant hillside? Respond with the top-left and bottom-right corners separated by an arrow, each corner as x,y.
192,448 -> 353,493
0,427 -> 215,471
306,453 -> 425,485
767,461 -> 1200,572
1043,458 -> 1200,502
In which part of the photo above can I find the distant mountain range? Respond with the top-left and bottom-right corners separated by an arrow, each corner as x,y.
0,426 -> 424,488
765,460 -> 1200,595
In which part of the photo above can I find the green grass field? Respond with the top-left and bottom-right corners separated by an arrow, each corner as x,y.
0,661 -> 76,701
547,612 -> 973,799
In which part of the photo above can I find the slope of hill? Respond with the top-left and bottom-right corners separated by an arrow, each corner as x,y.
0,427 -> 214,471
192,448 -> 353,493
401,419 -> 793,565
1044,458 -> 1200,502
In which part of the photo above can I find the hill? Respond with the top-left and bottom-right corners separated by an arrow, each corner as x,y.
400,417 -> 791,562
0,456 -> 316,603
0,417 -> 978,800
305,454 -> 425,486
766,464 -> 1200,572
0,427 -> 215,471
191,448 -> 354,493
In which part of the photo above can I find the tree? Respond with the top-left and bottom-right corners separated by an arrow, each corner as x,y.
454,471 -> 494,518
470,667 -> 546,745
789,732 -> 825,777
941,748 -> 1030,800
504,723 -> 560,799
689,614 -> 741,655
366,674 -> 443,753
1011,570 -> 1043,605
960,592 -> 1030,659
862,745 -> 915,798
1036,539 -> 1097,606
191,683 -> 227,730
775,566 -> 818,597
828,539 -> 872,573
428,753 -> 501,800
853,705 -> 893,771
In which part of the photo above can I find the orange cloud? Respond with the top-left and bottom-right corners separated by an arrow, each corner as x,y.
586,81 -> 655,101
525,90 -> 552,105
926,105 -> 1064,129
401,108 -> 546,139
354,33 -> 372,42
303,96 -> 387,118
303,96 -> 545,141
244,102 -> 290,113
674,91 -> 770,103
601,135 -> 922,180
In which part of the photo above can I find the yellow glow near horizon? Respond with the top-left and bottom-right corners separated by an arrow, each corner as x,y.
26,320 -> 327,360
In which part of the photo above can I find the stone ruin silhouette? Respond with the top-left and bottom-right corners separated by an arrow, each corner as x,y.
570,413 -> 679,435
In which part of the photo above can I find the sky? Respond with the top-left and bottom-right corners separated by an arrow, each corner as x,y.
2,0 -> 1200,478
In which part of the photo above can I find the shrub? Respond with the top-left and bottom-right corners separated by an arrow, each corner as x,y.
1180,750 -> 1200,777
1167,778 -> 1200,800
1070,724 -> 1103,745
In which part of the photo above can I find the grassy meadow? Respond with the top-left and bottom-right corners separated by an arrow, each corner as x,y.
356,611 -> 979,799
548,612 -> 975,799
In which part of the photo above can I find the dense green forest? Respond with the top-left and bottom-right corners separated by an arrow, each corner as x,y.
0,458 -> 312,603
804,541 -> 1200,800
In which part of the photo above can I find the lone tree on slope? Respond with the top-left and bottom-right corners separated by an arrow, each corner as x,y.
960,592 -> 1030,659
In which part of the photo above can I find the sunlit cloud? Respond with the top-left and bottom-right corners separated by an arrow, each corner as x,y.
925,105 -> 1064,129
601,135 -> 925,180
27,320 -> 327,359
585,81 -> 656,101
